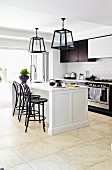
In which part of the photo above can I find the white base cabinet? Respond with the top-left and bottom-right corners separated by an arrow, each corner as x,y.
48,88 -> 88,135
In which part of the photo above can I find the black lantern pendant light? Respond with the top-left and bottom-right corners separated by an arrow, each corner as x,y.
51,18 -> 74,50
29,28 -> 46,53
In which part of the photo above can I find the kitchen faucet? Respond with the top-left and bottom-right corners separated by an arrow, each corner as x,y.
30,64 -> 37,82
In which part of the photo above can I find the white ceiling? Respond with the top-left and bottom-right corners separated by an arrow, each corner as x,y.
0,0 -> 112,34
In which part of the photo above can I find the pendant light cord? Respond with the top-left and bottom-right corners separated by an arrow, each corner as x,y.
61,18 -> 66,29
35,28 -> 38,37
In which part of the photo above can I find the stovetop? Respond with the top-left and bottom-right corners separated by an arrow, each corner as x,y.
93,79 -> 112,83
86,77 -> 112,83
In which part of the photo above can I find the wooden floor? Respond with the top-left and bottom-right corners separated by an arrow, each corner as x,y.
0,108 -> 112,169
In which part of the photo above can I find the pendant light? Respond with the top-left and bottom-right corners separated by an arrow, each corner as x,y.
29,28 -> 46,53
51,18 -> 74,50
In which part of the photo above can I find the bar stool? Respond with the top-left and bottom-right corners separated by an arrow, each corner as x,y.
25,86 -> 48,133
12,81 -> 40,121
18,83 -> 40,122
12,81 -> 21,116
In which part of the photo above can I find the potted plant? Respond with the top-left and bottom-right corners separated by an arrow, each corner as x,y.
0,67 -> 7,81
19,68 -> 30,84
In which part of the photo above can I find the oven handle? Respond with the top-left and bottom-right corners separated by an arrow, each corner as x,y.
88,86 -> 109,90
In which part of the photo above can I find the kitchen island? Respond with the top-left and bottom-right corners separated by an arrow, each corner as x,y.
30,83 -> 88,136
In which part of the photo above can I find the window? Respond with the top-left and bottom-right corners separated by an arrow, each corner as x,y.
0,49 -> 30,82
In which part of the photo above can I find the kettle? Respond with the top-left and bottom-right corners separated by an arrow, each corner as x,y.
71,72 -> 77,79
79,73 -> 84,80
64,73 -> 71,79
49,79 -> 56,86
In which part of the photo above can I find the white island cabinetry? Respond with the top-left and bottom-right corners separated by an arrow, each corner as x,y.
30,83 -> 88,136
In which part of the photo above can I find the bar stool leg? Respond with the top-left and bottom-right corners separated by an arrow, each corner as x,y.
18,98 -> 22,120
25,100 -> 32,132
38,104 -> 41,123
33,104 -> 35,120
18,98 -> 24,122
13,107 -> 16,116
42,103 -> 45,132
13,93 -> 18,116
25,100 -> 28,126
25,111 -> 30,133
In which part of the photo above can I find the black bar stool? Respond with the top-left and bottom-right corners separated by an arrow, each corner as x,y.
25,86 -> 48,133
12,81 -> 21,116
12,81 -> 40,121
18,83 -> 40,122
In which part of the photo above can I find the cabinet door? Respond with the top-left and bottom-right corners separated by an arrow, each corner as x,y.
88,36 -> 112,58
69,41 -> 78,62
72,89 -> 88,121
78,40 -> 88,62
60,50 -> 70,63
60,39 -> 88,62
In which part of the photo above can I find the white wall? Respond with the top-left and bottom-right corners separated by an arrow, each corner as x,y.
0,38 -> 29,50
67,62 -> 85,79
0,27 -> 52,42
67,58 -> 112,79
0,36 -> 51,51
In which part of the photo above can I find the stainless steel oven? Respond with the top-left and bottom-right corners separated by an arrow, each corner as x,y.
88,82 -> 109,109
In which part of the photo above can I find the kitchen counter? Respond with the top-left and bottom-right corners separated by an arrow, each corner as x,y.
56,78 -> 88,83
30,82 -> 86,91
56,78 -> 112,85
30,82 -> 88,136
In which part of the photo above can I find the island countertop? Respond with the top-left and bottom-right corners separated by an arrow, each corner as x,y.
30,82 -> 87,92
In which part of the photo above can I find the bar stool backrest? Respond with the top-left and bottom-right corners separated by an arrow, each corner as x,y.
20,84 -> 31,103
12,81 -> 21,106
22,84 -> 32,113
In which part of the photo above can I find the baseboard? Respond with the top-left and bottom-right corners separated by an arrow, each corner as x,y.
48,120 -> 89,136
88,105 -> 112,117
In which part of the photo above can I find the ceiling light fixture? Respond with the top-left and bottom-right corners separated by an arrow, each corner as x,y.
29,28 -> 46,53
51,18 -> 74,50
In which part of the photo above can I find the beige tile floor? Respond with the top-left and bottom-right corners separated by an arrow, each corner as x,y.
0,109 -> 112,169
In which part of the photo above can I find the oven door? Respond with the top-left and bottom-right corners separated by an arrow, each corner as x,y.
88,87 -> 109,104
100,87 -> 109,104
